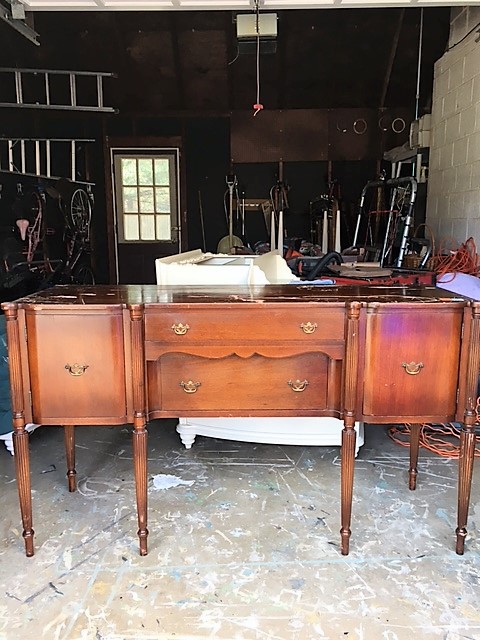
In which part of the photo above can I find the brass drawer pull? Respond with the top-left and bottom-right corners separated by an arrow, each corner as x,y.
65,363 -> 89,377
402,362 -> 424,375
180,380 -> 201,393
300,322 -> 317,334
288,379 -> 309,392
172,323 -> 190,335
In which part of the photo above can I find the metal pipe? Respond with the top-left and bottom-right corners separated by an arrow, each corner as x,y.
415,8 -> 424,121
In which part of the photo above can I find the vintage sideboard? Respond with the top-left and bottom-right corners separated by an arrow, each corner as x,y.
2,283 -> 479,558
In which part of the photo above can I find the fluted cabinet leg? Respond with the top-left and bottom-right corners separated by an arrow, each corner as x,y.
341,301 -> 361,555
64,425 -> 76,492
340,425 -> 356,555
456,423 -> 476,554
13,428 -> 34,556
133,424 -> 148,555
4,306 -> 34,556
408,423 -> 421,491
456,304 -> 480,554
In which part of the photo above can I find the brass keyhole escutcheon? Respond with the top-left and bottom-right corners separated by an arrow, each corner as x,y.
65,363 -> 89,377
172,323 -> 190,335
288,379 -> 309,392
300,322 -> 317,334
402,362 -> 424,375
180,380 -> 201,393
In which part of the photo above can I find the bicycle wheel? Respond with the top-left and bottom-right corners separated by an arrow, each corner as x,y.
68,188 -> 92,238
72,262 -> 95,285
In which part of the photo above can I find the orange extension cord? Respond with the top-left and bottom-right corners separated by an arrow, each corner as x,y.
388,236 -> 480,458
388,397 -> 480,458
432,236 -> 480,280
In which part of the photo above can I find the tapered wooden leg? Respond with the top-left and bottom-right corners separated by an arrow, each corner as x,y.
133,422 -> 148,556
408,423 -> 421,491
456,422 -> 476,555
340,423 -> 356,556
64,425 -> 76,492
13,427 -> 34,557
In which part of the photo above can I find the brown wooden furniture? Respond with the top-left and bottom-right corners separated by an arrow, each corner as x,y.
2,284 -> 479,557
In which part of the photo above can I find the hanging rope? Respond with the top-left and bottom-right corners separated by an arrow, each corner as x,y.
252,0 -> 263,116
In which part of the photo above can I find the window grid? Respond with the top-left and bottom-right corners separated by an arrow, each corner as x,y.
115,152 -> 177,243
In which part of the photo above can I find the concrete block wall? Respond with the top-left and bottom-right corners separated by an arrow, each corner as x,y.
426,6 -> 480,247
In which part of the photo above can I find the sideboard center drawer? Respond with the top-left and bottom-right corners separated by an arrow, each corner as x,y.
145,307 -> 345,342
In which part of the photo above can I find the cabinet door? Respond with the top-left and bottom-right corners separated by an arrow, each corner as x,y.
362,306 -> 463,419
26,311 -> 129,424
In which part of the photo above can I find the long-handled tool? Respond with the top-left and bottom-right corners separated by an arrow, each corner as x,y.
217,174 -> 243,253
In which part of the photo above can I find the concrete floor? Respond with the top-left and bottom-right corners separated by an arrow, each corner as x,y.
0,421 -> 479,640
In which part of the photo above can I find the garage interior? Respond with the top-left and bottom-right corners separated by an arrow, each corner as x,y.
0,1 -> 480,639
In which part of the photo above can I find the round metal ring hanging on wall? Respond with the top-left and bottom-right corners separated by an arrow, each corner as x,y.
392,117 -> 406,134
378,114 -> 390,132
353,118 -> 368,135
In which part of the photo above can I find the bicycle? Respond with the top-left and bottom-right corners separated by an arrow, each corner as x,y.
13,183 -> 52,273
0,183 -> 56,295
46,179 -> 95,285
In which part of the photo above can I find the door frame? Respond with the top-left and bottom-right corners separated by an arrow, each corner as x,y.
104,135 -> 187,283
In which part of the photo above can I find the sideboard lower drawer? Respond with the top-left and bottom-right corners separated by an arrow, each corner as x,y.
156,352 -> 332,412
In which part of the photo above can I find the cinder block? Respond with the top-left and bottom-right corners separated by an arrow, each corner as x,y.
443,92 -> 457,120
456,80 -> 473,111
466,130 -> 480,164
464,190 -> 480,218
445,113 -> 461,145
432,119 -> 446,148
448,192 -> 466,220
463,49 -> 480,82
449,58 -> 465,92
466,217 -> 480,245
470,159 -> 480,185
451,218 -> 469,243
434,70 -> 450,102
443,165 -> 457,190
439,143 -> 454,171
449,8 -> 468,47
459,104 -> 477,138
453,137 -> 469,166
425,193 -> 436,221
455,165 -> 472,192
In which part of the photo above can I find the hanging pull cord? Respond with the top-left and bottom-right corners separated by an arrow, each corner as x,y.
252,0 -> 263,116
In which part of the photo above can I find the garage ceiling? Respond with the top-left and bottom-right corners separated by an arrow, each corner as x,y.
0,4 -> 454,115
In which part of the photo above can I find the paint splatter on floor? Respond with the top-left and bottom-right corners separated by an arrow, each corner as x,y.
0,421 -> 479,640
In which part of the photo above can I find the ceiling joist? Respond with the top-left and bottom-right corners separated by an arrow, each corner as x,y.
0,0 -> 39,44
13,0 -> 480,12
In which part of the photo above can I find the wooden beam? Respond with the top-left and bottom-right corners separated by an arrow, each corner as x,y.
379,8 -> 404,109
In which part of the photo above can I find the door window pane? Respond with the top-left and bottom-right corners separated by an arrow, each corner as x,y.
154,159 -> 169,185
123,187 -> 138,213
156,215 -> 171,240
124,215 -> 139,240
121,159 -> 137,185
139,187 -> 155,213
140,215 -> 155,240
138,159 -> 154,186
155,187 -> 171,213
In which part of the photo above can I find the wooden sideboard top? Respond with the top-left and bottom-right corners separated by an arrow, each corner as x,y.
1,283 -> 471,309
